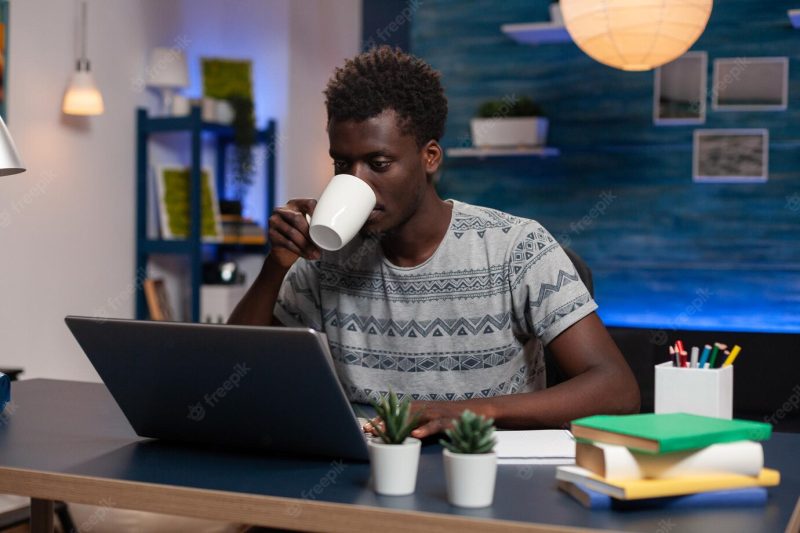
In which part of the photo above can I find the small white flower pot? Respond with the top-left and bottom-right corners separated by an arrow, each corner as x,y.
443,449 -> 497,508
367,438 -> 421,495
470,117 -> 549,147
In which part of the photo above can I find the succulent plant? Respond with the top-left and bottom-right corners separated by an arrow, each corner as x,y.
440,410 -> 497,454
367,389 -> 423,445
477,96 -> 543,118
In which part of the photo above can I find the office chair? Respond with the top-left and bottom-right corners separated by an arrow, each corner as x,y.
544,247 -> 594,388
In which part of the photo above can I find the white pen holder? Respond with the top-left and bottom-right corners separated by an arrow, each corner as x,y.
654,362 -> 733,419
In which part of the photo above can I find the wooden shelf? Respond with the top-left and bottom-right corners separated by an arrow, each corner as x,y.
501,22 -> 571,45
446,146 -> 560,159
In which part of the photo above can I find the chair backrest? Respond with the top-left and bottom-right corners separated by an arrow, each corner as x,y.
544,247 -> 594,388
563,247 -> 594,298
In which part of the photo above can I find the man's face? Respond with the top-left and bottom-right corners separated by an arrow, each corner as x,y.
327,109 -> 428,236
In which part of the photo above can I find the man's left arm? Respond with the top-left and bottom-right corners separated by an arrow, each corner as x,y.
409,312 -> 640,438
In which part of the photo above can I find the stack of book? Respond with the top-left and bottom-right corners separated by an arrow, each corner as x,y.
556,413 -> 780,510
221,214 -> 266,245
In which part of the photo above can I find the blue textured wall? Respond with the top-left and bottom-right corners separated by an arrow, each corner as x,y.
407,0 -> 800,332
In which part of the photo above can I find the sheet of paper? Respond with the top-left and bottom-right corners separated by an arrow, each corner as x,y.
495,429 -> 576,465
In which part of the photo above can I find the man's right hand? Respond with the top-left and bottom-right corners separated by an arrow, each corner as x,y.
267,198 -> 321,270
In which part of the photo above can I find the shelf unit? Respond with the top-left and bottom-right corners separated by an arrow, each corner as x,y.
501,22 -> 571,45
446,146 -> 560,159
135,106 -> 277,322
789,9 -> 800,28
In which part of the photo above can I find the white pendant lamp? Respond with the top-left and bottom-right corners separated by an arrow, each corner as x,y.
62,1 -> 104,115
560,0 -> 714,71
0,116 -> 25,176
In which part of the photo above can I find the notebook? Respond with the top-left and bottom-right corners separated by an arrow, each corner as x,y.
494,429 -> 575,465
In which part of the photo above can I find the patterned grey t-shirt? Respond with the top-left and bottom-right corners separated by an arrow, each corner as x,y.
274,200 -> 597,403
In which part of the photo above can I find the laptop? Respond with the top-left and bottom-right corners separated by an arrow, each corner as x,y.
65,316 -> 370,461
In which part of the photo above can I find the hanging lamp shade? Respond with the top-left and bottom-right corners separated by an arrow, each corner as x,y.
560,0 -> 714,71
62,1 -> 104,116
0,116 -> 25,176
63,68 -> 104,116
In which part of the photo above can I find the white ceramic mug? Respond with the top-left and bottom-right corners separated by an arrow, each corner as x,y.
309,174 -> 376,251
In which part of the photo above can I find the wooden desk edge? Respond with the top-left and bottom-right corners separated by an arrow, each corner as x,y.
0,466 -> 604,533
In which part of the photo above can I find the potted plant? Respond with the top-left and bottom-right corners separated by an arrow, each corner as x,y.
440,410 -> 498,508
365,390 -> 423,496
470,96 -> 549,147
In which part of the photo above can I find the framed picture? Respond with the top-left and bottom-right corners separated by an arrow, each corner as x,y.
201,58 -> 253,100
155,166 -> 223,240
653,51 -> 707,125
712,57 -> 788,111
693,129 -> 769,183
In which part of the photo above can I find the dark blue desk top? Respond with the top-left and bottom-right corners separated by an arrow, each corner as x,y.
1,379 -> 798,532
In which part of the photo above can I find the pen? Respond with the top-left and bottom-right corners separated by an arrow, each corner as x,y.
690,346 -> 699,368
698,344 -> 712,368
681,350 -> 689,368
723,345 -> 742,367
669,346 -> 677,367
708,342 -> 722,368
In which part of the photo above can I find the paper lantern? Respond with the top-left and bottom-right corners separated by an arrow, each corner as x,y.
561,0 -> 713,71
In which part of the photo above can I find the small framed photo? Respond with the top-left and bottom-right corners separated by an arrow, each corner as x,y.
653,51 -> 707,125
155,166 -> 223,241
693,129 -> 769,183
712,57 -> 788,111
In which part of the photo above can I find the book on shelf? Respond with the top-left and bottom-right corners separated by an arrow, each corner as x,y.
575,440 -> 763,480
555,465 -> 780,500
143,278 -> 173,321
557,480 -> 768,510
571,413 -> 772,454
220,214 -> 266,245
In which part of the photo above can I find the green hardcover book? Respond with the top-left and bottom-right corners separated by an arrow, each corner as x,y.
571,413 -> 772,454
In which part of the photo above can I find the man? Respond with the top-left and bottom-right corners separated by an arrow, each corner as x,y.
229,46 -> 640,438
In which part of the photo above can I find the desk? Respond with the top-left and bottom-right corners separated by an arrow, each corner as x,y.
0,379 -> 798,532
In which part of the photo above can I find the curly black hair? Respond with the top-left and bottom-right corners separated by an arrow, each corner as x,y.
324,46 -> 448,147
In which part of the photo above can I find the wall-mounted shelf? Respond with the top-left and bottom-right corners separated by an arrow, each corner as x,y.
501,22 -> 571,45
788,9 -> 800,28
446,146 -> 560,159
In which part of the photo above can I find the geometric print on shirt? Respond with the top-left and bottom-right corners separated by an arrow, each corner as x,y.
321,309 -> 511,338
328,341 -> 520,372
343,364 -> 539,403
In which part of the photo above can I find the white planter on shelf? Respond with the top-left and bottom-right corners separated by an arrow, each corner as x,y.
443,449 -> 498,508
367,438 -> 421,495
470,117 -> 549,147
550,2 -> 563,24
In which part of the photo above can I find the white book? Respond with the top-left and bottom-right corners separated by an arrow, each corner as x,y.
495,429 -> 575,465
576,440 -> 763,480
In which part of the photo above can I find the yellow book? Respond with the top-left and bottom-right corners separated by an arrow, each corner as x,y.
555,466 -> 780,500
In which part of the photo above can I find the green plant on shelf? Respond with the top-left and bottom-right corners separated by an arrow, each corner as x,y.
477,96 -> 543,118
